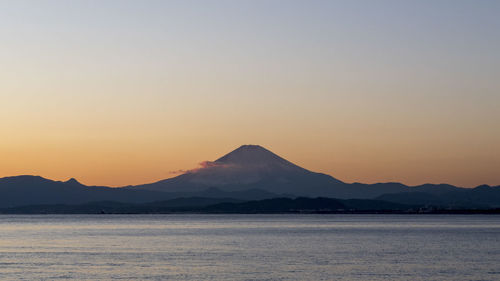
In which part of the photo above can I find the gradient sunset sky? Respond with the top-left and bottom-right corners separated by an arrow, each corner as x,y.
1,0 -> 499,187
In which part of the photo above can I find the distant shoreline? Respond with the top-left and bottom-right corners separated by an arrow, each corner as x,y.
2,197 -> 499,215
2,209 -> 500,215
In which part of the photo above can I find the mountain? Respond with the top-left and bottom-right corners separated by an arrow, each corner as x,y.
1,144 -> 499,209
130,145 -> 467,199
0,175 -> 280,208
377,185 -> 500,209
0,175 -> 175,208
132,145 -> 345,196
129,145 -> 500,206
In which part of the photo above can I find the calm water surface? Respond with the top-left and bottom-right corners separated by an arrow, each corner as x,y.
0,214 -> 499,280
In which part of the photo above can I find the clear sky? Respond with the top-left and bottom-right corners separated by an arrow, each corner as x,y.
1,0 -> 499,187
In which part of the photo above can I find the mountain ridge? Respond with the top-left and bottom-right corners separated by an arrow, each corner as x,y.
1,145 -> 499,208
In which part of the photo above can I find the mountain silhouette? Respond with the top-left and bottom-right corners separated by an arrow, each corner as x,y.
0,175 -> 175,208
129,145 -> 499,206
0,174 -> 281,208
131,145 -> 344,196
1,145 -> 499,209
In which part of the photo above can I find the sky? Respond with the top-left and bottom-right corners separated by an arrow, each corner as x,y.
0,0 -> 499,188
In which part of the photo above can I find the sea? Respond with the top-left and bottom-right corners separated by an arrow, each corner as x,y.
0,214 -> 499,280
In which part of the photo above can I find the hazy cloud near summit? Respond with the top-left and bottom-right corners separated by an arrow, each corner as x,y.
169,161 -> 233,175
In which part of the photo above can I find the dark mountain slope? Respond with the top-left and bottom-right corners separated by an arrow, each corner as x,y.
0,175 -> 173,208
377,185 -> 500,208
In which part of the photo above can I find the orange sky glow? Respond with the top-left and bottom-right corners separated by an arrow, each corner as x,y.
1,1 -> 499,188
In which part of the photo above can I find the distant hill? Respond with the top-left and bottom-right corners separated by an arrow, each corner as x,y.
203,197 -> 413,213
0,175 -> 170,208
0,175 -> 281,208
7,196 -> 498,214
1,144 -> 499,209
0,197 -> 244,214
377,185 -> 500,209
0,197 -> 415,214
